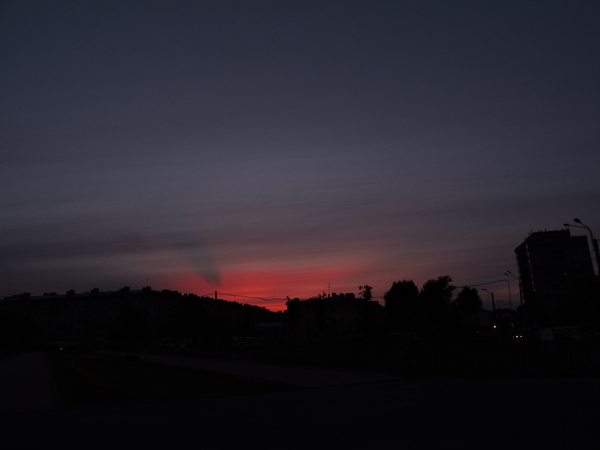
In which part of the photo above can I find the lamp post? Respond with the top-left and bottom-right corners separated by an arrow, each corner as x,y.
502,279 -> 512,311
505,270 -> 531,330
481,288 -> 496,313
504,271 -> 523,310
564,218 -> 600,276
460,279 -> 513,312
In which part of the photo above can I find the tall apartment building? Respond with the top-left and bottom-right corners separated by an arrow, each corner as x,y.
515,229 -> 595,326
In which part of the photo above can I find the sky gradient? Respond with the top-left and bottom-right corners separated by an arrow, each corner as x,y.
2,0 -> 600,311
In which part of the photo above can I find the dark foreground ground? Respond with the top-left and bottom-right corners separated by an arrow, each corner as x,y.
2,348 -> 600,450
4,374 -> 600,450
46,351 -> 297,409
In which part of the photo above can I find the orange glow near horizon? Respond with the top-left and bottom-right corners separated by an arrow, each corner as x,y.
165,249 -> 516,312
171,260 -> 368,312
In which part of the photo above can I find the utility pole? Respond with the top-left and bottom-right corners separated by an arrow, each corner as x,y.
214,291 -> 218,347
482,288 -> 496,312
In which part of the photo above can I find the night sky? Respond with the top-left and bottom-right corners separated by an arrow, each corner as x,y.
2,1 -> 599,311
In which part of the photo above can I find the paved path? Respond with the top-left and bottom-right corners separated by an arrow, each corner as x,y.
0,350 -> 396,415
0,352 -> 56,415
3,376 -> 600,449
2,352 -> 600,449
133,353 -> 399,387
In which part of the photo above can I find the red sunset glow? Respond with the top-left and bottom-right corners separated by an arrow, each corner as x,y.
2,1 -> 597,318
173,260 -> 368,312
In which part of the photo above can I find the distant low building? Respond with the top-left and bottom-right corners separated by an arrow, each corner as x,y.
256,322 -> 288,345
286,293 -> 386,343
0,287 -> 278,347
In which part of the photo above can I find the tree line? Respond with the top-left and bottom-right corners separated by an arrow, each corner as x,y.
384,276 -> 484,338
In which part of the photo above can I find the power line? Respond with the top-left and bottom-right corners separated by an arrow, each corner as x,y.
218,292 -> 288,302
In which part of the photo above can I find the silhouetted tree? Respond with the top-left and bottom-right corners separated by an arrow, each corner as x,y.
359,285 -> 373,301
450,287 -> 485,338
419,275 -> 455,338
285,297 -> 299,322
454,286 -> 482,312
384,280 -> 419,333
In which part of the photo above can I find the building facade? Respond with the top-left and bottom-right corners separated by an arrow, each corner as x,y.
515,229 -> 595,326
286,293 -> 386,342
0,287 -> 279,349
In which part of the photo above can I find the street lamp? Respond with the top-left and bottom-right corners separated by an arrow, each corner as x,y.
501,279 -> 512,311
481,288 -> 496,312
564,218 -> 600,276
504,271 -> 523,309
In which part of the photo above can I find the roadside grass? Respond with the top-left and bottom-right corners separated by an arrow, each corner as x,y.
46,352 -> 297,410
